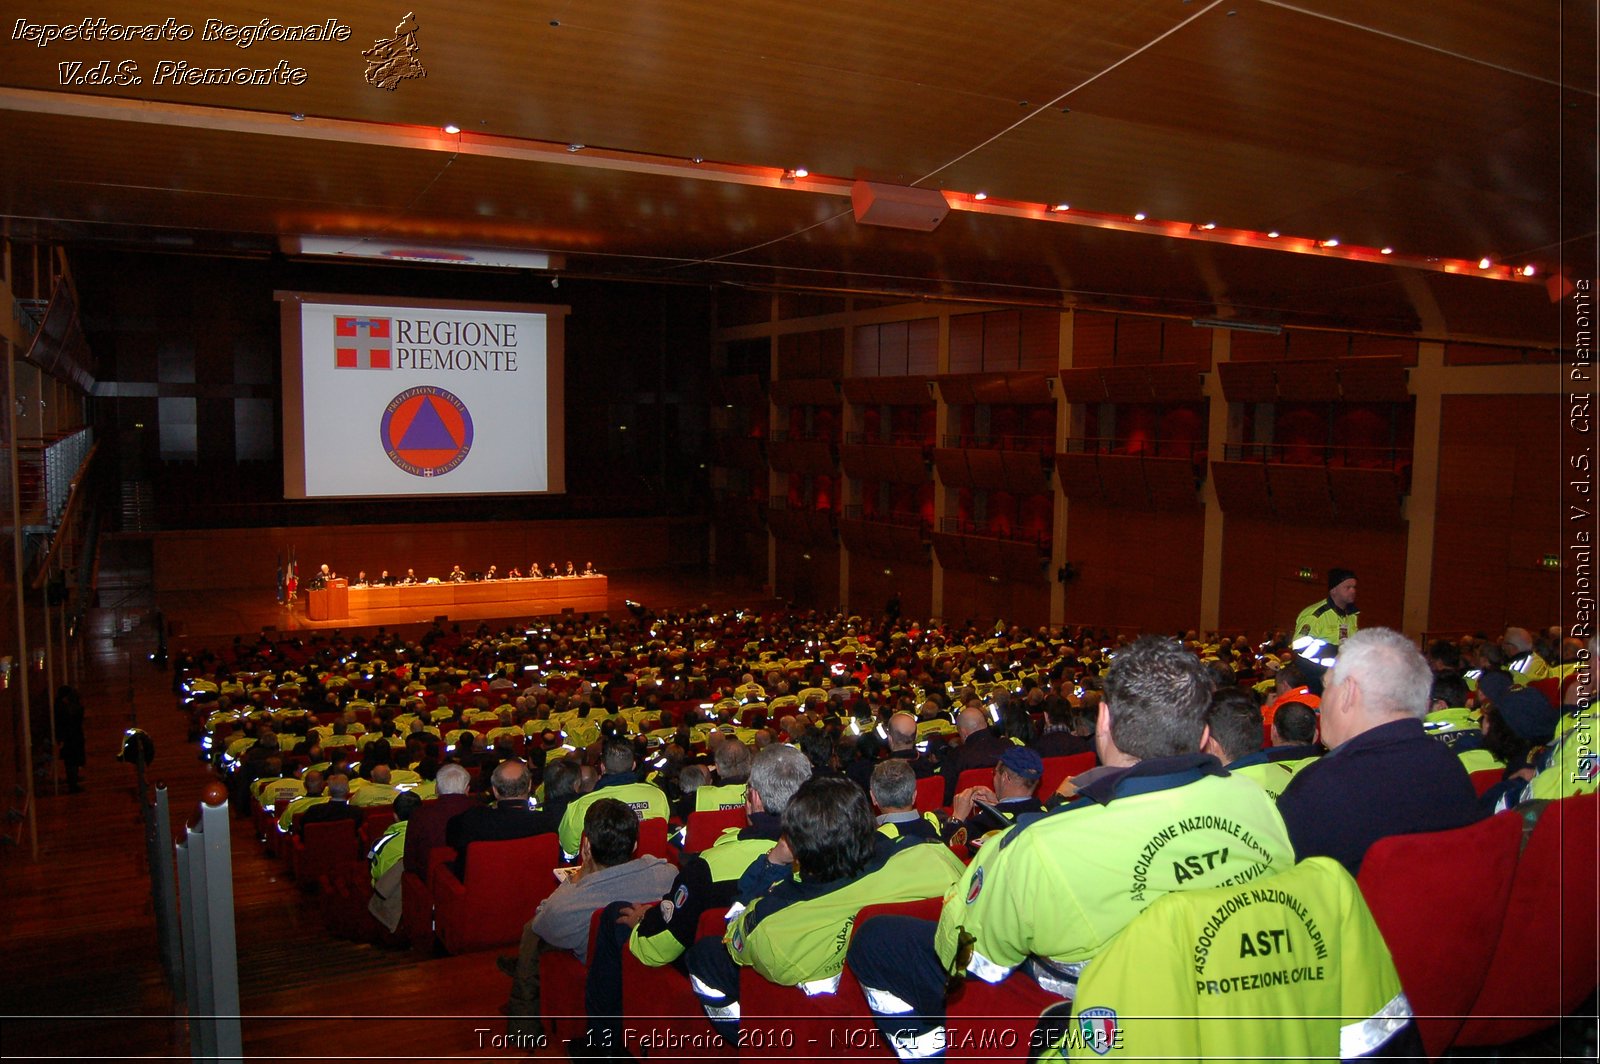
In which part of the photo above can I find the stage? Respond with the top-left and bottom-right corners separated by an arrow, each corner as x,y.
157,566 -> 774,648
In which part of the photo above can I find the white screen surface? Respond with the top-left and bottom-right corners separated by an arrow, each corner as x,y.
278,292 -> 566,498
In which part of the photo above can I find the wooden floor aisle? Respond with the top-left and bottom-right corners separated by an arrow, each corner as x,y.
1,565 -> 771,1062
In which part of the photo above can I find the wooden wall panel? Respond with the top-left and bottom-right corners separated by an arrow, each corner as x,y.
1428,394 -> 1562,635
150,518 -> 706,592
1060,503 -> 1205,632
908,319 -> 939,376
773,541 -> 840,613
941,569 -> 1051,628
1218,514 -> 1407,636
849,555 -> 932,622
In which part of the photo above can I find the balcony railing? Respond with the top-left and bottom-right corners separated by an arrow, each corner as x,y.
941,433 -> 1055,454
937,516 -> 1049,548
1062,436 -> 1203,460
1222,442 -> 1409,468
844,431 -> 934,447
843,506 -> 928,530
0,427 -> 93,529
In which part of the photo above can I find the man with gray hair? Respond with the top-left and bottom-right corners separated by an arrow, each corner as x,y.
1277,627 -> 1482,876
870,759 -> 940,840
403,761 -> 479,879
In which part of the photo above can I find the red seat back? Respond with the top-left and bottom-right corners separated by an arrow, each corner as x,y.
431,833 -> 564,953
684,808 -> 748,853
540,906 -> 609,1042
737,895 -> 944,1059
1358,810 -> 1524,1057
953,767 -> 992,795
1458,793 -> 1600,1045
1468,768 -> 1503,797
622,908 -> 734,1058
1036,752 -> 1095,800
636,816 -> 670,859
293,819 -> 363,881
913,774 -> 946,814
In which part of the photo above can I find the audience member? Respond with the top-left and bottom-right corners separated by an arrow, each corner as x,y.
1276,628 -> 1482,876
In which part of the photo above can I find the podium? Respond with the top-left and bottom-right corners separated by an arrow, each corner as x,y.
306,578 -> 349,621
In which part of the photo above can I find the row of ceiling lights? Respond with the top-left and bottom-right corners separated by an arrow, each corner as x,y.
425,119 -> 1538,282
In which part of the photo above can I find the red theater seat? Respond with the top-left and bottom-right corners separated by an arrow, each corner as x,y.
1358,809 -> 1524,1057
622,907 -> 733,1058
290,819 -> 363,885
539,907 -> 607,1043
1457,793 -> 1599,1046
430,833 -> 564,954
1036,752 -> 1095,800
685,808 -> 748,853
636,816 -> 671,860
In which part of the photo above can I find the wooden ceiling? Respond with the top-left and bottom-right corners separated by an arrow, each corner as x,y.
0,0 -> 1592,340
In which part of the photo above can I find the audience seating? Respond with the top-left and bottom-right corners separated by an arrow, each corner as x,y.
539,906 -> 608,1043
736,896 -> 944,1059
952,767 -> 993,795
1457,792 -> 1600,1046
1468,768 -> 1504,797
637,817 -> 671,860
913,774 -> 947,814
684,808 -> 748,853
1036,752 -> 1095,800
289,820 -> 364,885
430,834 -> 564,954
1357,809 -> 1524,1057
622,907 -> 734,1058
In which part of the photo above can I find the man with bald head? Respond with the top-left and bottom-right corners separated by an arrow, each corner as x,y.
939,704 -> 1010,805
883,710 -> 937,778
1277,627 -> 1481,876
444,758 -> 554,880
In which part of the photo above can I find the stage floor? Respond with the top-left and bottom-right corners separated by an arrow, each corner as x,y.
157,566 -> 775,646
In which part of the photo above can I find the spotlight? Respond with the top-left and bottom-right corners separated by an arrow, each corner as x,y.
443,123 -> 461,134
974,191 -> 988,201
793,167 -> 809,178
1477,257 -> 1492,270
567,143 -> 585,152
1133,212 -> 1146,221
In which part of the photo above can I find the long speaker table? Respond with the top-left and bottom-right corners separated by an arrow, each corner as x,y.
343,575 -> 608,616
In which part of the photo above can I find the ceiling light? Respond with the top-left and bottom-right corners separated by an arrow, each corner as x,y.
1380,247 -> 1393,255
567,143 -> 585,153
1266,230 -> 1280,238
1478,257 -> 1492,270
1521,264 -> 1537,277
1320,238 -> 1340,248
1050,203 -> 1071,212
290,113 -> 305,122
691,155 -> 704,164
1133,212 -> 1146,221
793,168 -> 809,178
442,123 -> 461,134
1201,222 -> 1216,230
973,191 -> 988,201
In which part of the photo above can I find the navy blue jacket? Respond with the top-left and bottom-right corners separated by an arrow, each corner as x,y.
1276,717 -> 1482,876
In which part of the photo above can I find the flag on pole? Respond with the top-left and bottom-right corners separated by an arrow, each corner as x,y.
276,551 -> 286,605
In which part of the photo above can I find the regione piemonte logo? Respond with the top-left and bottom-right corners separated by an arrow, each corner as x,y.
379,386 -> 473,478
335,316 -> 392,369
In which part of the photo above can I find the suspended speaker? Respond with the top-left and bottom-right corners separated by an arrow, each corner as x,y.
851,181 -> 949,232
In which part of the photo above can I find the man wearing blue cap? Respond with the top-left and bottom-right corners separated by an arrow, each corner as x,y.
939,745 -> 1045,849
